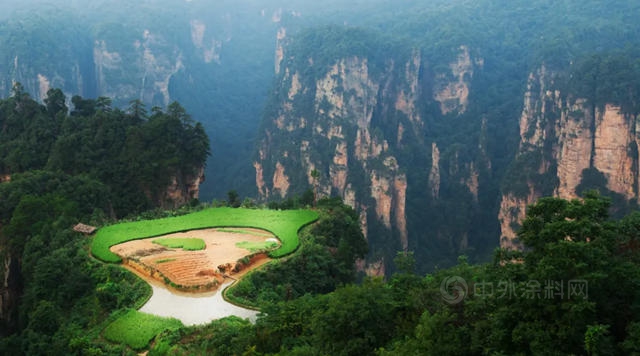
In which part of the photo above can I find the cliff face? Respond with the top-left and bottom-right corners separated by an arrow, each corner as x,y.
0,252 -> 19,329
500,67 -> 640,248
255,37 -> 489,269
94,30 -> 184,107
2,55 -> 88,103
3,29 -> 184,110
257,54 -> 409,253
160,167 -> 206,208
433,46 -> 478,115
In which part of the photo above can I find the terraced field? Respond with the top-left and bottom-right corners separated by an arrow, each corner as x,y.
110,228 -> 279,291
148,252 -> 216,287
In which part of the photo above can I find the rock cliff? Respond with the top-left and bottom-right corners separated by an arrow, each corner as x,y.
256,53 -> 409,254
94,29 -> 184,107
160,167 -> 206,208
500,67 -> 640,248
255,33 -> 489,269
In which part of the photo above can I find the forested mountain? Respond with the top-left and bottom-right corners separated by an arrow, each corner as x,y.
0,0 -> 639,271
0,87 -> 209,341
0,0 -> 404,201
254,0 -> 640,273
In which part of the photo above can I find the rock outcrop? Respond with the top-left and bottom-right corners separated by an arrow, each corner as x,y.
0,252 -> 19,330
255,41 -> 488,267
256,54 -> 410,253
433,46 -> 479,115
500,67 -> 640,248
159,167 -> 206,208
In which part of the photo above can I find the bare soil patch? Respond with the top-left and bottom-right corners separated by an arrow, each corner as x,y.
110,228 -> 278,292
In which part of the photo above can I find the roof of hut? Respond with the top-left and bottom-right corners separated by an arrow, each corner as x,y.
73,223 -> 97,235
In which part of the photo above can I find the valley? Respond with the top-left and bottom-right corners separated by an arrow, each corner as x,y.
0,0 -> 640,354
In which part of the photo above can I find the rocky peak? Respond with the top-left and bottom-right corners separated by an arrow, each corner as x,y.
160,167 -> 206,209
275,27 -> 286,74
256,51 -> 409,254
500,67 -> 640,248
395,50 -> 422,126
433,45 -> 479,115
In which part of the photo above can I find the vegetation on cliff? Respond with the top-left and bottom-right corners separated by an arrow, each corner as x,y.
0,86 -> 210,215
256,0 -> 640,274
0,91 -> 209,353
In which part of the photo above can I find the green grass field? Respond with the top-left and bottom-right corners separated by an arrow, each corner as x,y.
236,240 -> 279,253
92,207 -> 318,263
103,309 -> 182,349
152,238 -> 205,251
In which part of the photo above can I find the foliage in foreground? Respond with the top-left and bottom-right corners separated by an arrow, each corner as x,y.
0,88 -> 209,218
92,207 -> 319,262
0,171 -> 153,355
152,238 -> 205,251
226,198 -> 368,307
163,193 -> 640,355
149,316 -> 254,356
103,309 -> 183,350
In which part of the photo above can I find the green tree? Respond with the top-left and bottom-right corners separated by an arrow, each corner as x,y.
44,88 -> 67,119
127,99 -> 147,122
227,190 -> 240,208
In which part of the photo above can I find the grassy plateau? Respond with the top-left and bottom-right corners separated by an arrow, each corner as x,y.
92,207 -> 318,263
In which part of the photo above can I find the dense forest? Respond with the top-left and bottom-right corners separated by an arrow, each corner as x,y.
2,191 -> 631,355
0,87 -> 209,350
0,84 -> 209,215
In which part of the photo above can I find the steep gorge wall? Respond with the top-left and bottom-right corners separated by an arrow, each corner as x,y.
256,38 -> 491,269
256,55 -> 409,251
499,67 -> 640,248
160,167 -> 206,208
3,27 -> 185,109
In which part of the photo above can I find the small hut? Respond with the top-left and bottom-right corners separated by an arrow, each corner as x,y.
73,223 -> 97,235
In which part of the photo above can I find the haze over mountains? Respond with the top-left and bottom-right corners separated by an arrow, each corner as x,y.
1,0 -> 639,272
